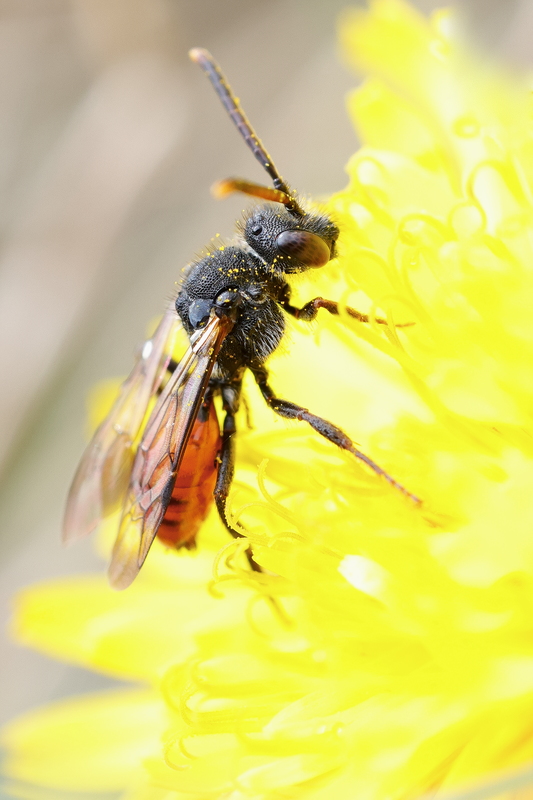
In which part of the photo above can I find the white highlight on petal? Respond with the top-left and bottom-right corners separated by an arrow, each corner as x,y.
338,555 -> 389,599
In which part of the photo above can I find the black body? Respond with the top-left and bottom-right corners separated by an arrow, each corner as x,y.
174,204 -> 345,558
175,206 -> 339,378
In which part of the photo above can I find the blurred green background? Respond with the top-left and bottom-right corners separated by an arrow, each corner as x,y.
0,0 -> 531,739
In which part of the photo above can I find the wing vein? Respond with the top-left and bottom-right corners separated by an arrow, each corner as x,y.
108,313 -> 233,589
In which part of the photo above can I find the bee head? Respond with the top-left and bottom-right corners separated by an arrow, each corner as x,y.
243,205 -> 339,274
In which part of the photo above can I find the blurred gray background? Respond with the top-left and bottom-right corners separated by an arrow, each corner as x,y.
0,0 -> 532,750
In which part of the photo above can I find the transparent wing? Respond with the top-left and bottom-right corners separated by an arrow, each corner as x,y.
108,313 -> 233,589
63,308 -> 179,544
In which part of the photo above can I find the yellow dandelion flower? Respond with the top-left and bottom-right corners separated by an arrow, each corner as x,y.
5,1 -> 533,798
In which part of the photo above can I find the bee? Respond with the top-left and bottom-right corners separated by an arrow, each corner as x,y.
63,48 -> 419,589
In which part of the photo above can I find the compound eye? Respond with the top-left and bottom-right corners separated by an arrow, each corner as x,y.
188,298 -> 212,329
275,229 -> 331,268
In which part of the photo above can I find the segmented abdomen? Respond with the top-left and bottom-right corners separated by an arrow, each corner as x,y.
156,401 -> 221,549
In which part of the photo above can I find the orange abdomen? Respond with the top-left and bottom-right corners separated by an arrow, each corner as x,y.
156,401 -> 221,549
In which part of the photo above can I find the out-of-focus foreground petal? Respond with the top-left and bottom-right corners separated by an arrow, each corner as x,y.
1,689 -> 163,793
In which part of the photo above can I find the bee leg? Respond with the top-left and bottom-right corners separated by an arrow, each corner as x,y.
214,384 -> 261,573
242,392 -> 254,430
253,367 -> 421,505
281,296 -> 413,327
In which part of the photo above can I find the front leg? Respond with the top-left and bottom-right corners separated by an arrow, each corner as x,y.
253,367 -> 420,505
277,286 -> 411,326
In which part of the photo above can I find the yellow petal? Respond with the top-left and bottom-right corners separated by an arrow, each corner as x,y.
1,690 -> 163,792
12,564 -> 249,682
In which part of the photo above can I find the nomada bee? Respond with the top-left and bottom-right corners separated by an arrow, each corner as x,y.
64,48 -> 419,589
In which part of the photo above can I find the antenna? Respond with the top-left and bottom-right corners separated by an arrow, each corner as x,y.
189,48 -> 304,216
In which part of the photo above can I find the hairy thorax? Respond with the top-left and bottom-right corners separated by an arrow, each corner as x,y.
176,245 -> 286,378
